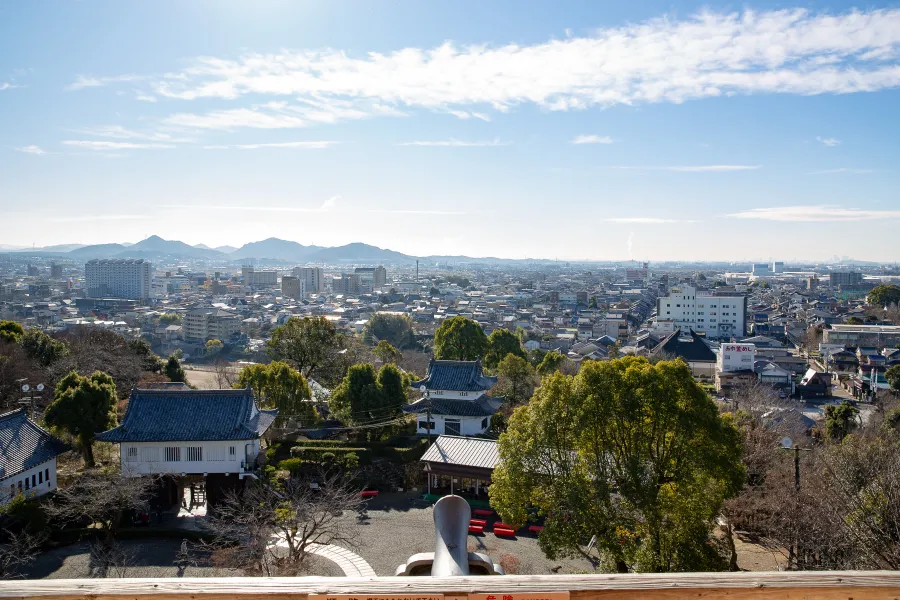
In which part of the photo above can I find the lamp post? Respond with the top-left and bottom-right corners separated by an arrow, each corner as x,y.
18,380 -> 44,421
420,385 -> 432,443
780,436 -> 811,568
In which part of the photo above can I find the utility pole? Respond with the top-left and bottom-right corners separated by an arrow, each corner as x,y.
420,385 -> 432,444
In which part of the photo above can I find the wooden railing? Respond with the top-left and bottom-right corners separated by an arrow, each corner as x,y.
3,572 -> 900,600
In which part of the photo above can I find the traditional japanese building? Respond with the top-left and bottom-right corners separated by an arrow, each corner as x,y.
0,408 -> 68,504
403,359 -> 501,436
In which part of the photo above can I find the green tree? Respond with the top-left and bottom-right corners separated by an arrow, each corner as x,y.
433,316 -> 488,361
21,329 -> 69,366
536,350 -> 565,376
490,357 -> 744,573
240,361 -> 317,428
164,355 -> 186,383
0,321 -> 24,344
158,313 -> 182,325
887,364 -> 900,394
484,328 -> 526,369
205,339 -> 224,355
825,401 -> 860,442
329,363 -> 382,425
846,316 -> 864,325
377,362 -> 407,416
495,354 -> 536,406
44,371 -> 118,467
373,340 -> 402,365
445,275 -> 471,288
869,285 -> 900,308
364,314 -> 416,349
267,317 -> 345,384
588,296 -> 598,309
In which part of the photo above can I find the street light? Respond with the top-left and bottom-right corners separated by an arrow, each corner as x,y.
419,385 -> 432,443
19,381 -> 44,420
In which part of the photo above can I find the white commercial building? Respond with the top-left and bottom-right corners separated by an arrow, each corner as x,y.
718,342 -> 757,373
656,285 -> 747,340
292,267 -> 325,293
85,259 -> 151,299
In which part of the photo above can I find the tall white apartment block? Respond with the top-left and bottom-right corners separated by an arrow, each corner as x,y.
85,259 -> 151,299
656,285 -> 747,340
292,267 -> 325,293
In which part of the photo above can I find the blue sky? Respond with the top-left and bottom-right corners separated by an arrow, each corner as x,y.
2,0 -> 899,262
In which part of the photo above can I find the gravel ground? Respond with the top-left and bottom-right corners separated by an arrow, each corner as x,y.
354,492 -> 597,576
24,539 -> 343,579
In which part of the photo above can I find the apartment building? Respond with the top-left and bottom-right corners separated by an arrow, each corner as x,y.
241,266 -> 278,288
829,272 -> 863,287
292,267 -> 325,293
85,259 -> 151,299
355,266 -> 387,292
823,324 -> 900,348
281,276 -> 306,300
333,273 -> 361,294
656,285 -> 747,340
182,308 -> 240,343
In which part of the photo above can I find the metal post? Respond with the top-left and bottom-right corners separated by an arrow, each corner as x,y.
794,447 -> 801,491
426,390 -> 432,443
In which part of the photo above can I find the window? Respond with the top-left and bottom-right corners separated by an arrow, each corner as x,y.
45,468 -> 49,482
186,447 -> 203,462
126,447 -> 138,462
38,471 -> 43,484
481,418 -> 488,429
18,481 -> 22,491
444,420 -> 461,436
418,421 -> 435,430
229,446 -> 236,457
208,447 -> 226,461
141,447 -> 159,462
459,391 -> 468,397
165,447 -> 181,462
31,475 -> 36,488
24,478 -> 29,491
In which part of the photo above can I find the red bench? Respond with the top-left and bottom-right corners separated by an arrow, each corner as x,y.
468,525 -> 484,535
494,523 -> 514,530
360,490 -> 379,498
472,509 -> 494,517
469,518 -> 487,527
528,525 -> 544,534
494,527 -> 516,537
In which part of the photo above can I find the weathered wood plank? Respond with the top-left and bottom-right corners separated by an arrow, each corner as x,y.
2,573 -> 900,600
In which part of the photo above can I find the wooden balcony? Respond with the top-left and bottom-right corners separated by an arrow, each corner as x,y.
5,572 -> 900,600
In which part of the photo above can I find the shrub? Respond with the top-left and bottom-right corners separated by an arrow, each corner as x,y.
290,446 -> 371,464
278,458 -> 304,476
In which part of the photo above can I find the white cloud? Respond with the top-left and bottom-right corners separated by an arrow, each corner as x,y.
320,195 -> 340,211
572,134 -> 614,144
161,203 -> 469,216
604,217 -> 694,223
15,145 -> 46,155
70,126 -> 190,142
448,110 -> 491,121
727,206 -> 900,222
816,136 -> 841,146
611,165 -> 761,172
0,82 -> 22,91
69,7 -> 900,130
397,138 -> 509,147
62,141 -> 176,150
135,94 -> 158,103
50,214 -> 150,223
66,74 -> 146,91
807,167 -> 874,174
203,141 -> 338,150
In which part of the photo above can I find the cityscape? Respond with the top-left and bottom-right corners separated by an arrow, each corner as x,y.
2,0 -> 900,593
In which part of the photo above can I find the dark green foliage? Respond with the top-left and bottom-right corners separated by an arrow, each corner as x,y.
21,329 -> 69,366
237,361 -> 318,428
445,275 -> 471,288
484,328 -> 526,368
0,321 -> 24,344
158,313 -> 182,325
164,355 -> 186,383
44,371 -> 117,467
330,363 -> 407,426
536,350 -> 565,375
365,314 -> 416,349
869,285 -> 900,308
825,401 -> 860,441
267,316 -> 346,385
289,446 -> 371,465
886,364 -> 900,394
433,316 -> 488,361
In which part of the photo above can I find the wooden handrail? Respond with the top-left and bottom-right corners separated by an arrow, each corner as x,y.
3,572 -> 900,600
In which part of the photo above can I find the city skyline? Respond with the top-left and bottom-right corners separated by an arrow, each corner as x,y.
2,1 -> 900,261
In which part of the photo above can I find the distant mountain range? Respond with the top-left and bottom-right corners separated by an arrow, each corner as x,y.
1,235 -> 507,265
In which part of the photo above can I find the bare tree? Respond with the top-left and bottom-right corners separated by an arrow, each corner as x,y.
88,537 -> 135,578
0,529 -> 43,579
213,358 -> 240,389
198,471 -> 364,576
46,472 -> 154,548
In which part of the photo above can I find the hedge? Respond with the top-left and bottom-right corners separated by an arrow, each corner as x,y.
290,446 -> 371,464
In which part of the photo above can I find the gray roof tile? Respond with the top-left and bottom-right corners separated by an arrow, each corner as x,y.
0,409 -> 69,481
411,359 -> 497,392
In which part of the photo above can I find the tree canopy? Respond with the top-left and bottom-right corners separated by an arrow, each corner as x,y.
164,355 -> 187,383
484,328 -> 526,369
433,316 -> 488,361
267,317 -> 347,385
824,401 -> 860,441
0,321 -> 24,344
494,354 -> 537,406
364,314 -> 416,349
45,371 -> 118,467
490,356 -> 744,573
373,340 -> 402,365
536,350 -> 566,376
887,364 -> 900,394
329,363 -> 407,427
869,285 -> 900,308
237,361 -> 317,428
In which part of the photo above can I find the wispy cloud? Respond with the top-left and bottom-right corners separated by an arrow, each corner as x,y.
203,141 -> 338,150
49,214 -> 150,223
610,165 -> 761,172
397,138 -> 509,147
14,145 -> 46,155
62,141 -> 176,150
161,203 -> 471,216
73,8 -> 900,130
448,110 -> 491,121
807,167 -> 875,174
66,74 -> 146,91
727,206 -> 900,222
0,82 -> 22,91
604,217 -> 695,223
816,136 -> 841,147
572,134 -> 614,144
69,126 -> 191,143
320,196 -> 340,211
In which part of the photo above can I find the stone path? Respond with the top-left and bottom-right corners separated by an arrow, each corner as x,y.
306,543 -> 377,577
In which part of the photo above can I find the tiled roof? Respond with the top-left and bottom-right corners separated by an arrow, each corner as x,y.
0,409 -> 69,481
403,395 -> 501,417
411,359 -> 497,392
95,388 -> 277,443
651,328 -> 717,363
420,435 -> 499,470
